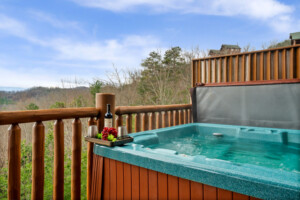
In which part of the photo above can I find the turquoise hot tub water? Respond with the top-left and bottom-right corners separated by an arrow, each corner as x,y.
93,123 -> 300,200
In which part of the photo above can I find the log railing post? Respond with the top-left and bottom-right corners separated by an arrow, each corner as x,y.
53,119 -> 64,200
72,118 -> 82,200
8,124 -> 21,200
142,113 -> 149,131
90,93 -> 115,199
32,121 -> 45,200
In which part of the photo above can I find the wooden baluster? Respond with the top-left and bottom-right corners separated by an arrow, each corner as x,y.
246,54 -> 251,81
282,49 -> 286,79
168,111 -> 173,127
234,56 -> 238,82
229,56 -> 232,82
72,118 -> 82,200
241,55 -> 245,82
117,115 -> 123,127
183,110 -> 187,124
142,113 -> 149,131
187,109 -> 191,123
135,113 -> 141,132
173,110 -> 179,126
178,110 -> 184,125
87,117 -> 95,200
149,112 -> 156,130
290,48 -> 294,79
260,52 -> 264,80
297,47 -> 300,79
207,59 -> 211,83
266,51 -> 271,80
197,61 -> 201,83
126,114 -> 132,133
53,119 -> 64,200
213,58 -> 217,83
274,50 -> 279,80
203,60 -> 206,83
192,61 -> 196,87
156,112 -> 162,129
8,124 -> 21,200
253,53 -> 257,81
162,112 -> 167,128
218,58 -> 222,83
32,121 -> 45,200
224,57 -> 227,82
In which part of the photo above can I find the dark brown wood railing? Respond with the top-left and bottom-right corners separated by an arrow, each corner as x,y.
0,93 -> 192,200
192,44 -> 300,87
115,104 -> 192,133
1,107 -> 99,200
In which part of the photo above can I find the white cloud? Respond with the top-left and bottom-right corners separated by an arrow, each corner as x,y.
28,10 -> 83,32
0,14 -> 163,87
70,0 -> 297,33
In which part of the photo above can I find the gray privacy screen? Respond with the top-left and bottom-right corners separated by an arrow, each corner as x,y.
191,83 -> 300,130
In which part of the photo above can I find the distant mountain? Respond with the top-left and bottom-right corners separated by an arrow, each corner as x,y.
0,87 -> 27,91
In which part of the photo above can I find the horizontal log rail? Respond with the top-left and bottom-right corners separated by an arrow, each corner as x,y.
0,107 -> 99,125
192,44 -> 300,87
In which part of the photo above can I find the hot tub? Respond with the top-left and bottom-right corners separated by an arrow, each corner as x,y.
91,123 -> 300,200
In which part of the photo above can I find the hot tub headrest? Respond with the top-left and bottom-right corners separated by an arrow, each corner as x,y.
190,79 -> 300,129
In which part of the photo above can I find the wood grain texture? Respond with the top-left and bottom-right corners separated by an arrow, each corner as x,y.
116,161 -> 124,200
289,48 -> 294,79
229,56 -> 232,82
31,122 -> 45,200
71,118 -> 81,200
282,49 -> 286,79
218,188 -> 233,200
90,155 -> 260,200
124,163 -> 132,199
109,159 -> 117,200
274,50 -> 279,80
207,59 -> 211,83
156,112 -> 162,129
142,113 -> 149,131
253,53 -> 257,81
53,119 -> 64,200
150,112 -> 156,130
8,124 -> 21,200
235,56 -> 238,82
0,107 -> 98,125
191,181 -> 203,200
179,178 -> 190,200
126,114 -> 132,133
168,175 -> 179,200
203,184 -> 217,200
103,157 -> 110,200
135,113 -> 141,132
158,172 -> 168,200
131,165 -> 140,200
140,167 -> 149,200
87,118 -> 95,200
297,47 -> 300,78
148,170 -> 158,200
233,192 -> 250,200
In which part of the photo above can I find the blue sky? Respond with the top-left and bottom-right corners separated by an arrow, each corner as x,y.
0,0 -> 299,88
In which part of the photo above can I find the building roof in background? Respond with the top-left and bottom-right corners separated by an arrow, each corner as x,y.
290,32 -> 300,40
221,44 -> 241,49
209,49 -> 220,54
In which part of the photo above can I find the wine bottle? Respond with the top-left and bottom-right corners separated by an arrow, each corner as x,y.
104,104 -> 113,128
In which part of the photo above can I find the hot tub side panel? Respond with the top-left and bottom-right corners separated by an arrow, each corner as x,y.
91,154 -> 259,200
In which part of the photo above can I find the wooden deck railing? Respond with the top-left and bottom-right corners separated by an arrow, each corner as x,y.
192,44 -> 300,86
0,93 -> 192,200
115,104 -> 192,133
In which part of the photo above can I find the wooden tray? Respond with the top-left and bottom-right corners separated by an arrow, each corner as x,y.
84,136 -> 134,147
